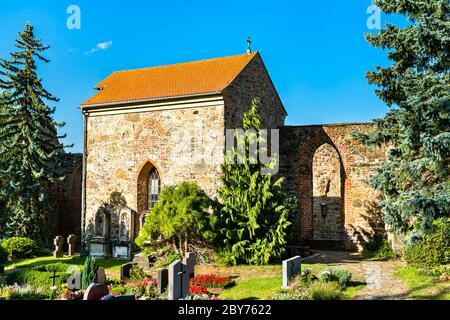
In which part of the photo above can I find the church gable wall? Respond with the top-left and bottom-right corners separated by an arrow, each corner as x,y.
222,54 -> 287,130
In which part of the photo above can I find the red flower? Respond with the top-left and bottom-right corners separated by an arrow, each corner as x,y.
189,285 -> 209,295
190,274 -> 231,288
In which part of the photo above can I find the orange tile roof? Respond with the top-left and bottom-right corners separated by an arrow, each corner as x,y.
81,52 -> 258,107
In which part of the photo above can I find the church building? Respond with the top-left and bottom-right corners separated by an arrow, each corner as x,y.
80,51 -> 386,257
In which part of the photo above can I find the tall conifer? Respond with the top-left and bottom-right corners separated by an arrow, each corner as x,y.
355,1 -> 449,238
0,23 -> 68,243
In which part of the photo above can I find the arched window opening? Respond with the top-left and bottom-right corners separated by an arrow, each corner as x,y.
147,168 -> 160,211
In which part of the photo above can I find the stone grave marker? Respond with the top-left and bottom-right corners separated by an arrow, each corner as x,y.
96,267 -> 106,285
120,262 -> 138,280
282,256 -> 302,289
168,260 -> 182,300
83,283 -> 109,301
67,235 -> 76,256
183,252 -> 196,279
157,268 -> 168,295
67,272 -> 82,290
53,236 -> 64,258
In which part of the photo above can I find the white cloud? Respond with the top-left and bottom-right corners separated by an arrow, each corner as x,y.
86,41 -> 113,55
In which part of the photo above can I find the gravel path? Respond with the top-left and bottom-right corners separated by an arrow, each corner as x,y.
305,250 -> 410,300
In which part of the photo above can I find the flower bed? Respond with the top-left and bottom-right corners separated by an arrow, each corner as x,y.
190,274 -> 235,289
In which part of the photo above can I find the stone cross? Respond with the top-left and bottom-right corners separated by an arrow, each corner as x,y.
67,234 -> 76,256
282,256 -> 302,289
53,236 -> 64,258
168,260 -> 189,300
183,252 -> 196,279
49,271 -> 60,287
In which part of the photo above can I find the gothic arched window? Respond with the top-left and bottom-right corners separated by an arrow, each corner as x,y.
147,168 -> 160,211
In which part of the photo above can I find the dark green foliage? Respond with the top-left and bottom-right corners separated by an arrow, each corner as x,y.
363,233 -> 397,260
216,98 -> 296,265
1,237 -> 49,261
136,182 -> 214,256
0,245 -> 7,264
318,268 -> 352,289
6,269 -> 69,289
32,262 -> 70,273
81,257 -> 98,289
0,23 -> 69,244
403,218 -> 450,267
353,0 -> 450,238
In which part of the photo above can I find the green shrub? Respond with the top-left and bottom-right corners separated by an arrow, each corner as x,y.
305,281 -> 341,300
403,218 -> 450,268
6,269 -> 69,289
1,237 -> 49,261
318,267 -> 352,288
136,182 -> 214,256
153,253 -> 182,269
130,265 -> 146,280
32,263 -> 70,273
363,233 -> 397,260
81,257 -> 98,289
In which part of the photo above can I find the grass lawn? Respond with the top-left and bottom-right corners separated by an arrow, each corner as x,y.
211,263 -> 362,300
395,266 -> 450,300
4,255 -> 128,274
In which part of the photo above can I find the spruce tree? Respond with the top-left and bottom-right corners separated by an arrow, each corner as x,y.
0,23 -> 68,244
216,98 -> 295,265
355,1 -> 449,238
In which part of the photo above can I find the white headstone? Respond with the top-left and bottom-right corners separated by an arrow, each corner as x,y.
282,256 -> 302,289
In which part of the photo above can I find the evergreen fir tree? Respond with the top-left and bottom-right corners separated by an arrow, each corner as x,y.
216,98 -> 295,265
354,1 -> 449,238
0,23 -> 68,244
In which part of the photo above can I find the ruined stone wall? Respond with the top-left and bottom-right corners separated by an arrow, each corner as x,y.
84,104 -> 225,238
279,123 -> 387,250
222,53 -> 287,130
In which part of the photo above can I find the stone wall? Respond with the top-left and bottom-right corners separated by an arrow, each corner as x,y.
84,103 -> 225,239
279,123 -> 387,250
222,53 -> 287,130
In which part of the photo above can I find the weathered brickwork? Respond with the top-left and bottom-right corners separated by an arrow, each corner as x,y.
48,153 -> 82,247
79,53 -> 387,251
279,123 -> 387,249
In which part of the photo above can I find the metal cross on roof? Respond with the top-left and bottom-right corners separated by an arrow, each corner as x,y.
247,36 -> 252,54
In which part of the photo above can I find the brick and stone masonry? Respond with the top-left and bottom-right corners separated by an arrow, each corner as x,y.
78,52 -> 388,251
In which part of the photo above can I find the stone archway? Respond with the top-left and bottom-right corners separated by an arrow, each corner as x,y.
312,144 -> 345,241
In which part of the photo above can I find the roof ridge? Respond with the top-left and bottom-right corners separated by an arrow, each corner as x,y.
111,51 -> 258,75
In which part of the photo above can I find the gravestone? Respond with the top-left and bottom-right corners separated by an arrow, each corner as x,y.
120,262 -> 138,280
67,272 -> 82,290
83,283 -> 109,301
183,252 -> 196,279
282,256 -> 302,289
67,235 -> 76,256
157,268 -> 168,295
132,253 -> 156,269
96,267 -> 106,285
168,260 -> 182,300
53,236 -> 64,258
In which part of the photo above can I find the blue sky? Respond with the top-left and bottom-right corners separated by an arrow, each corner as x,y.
0,1 -> 403,153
